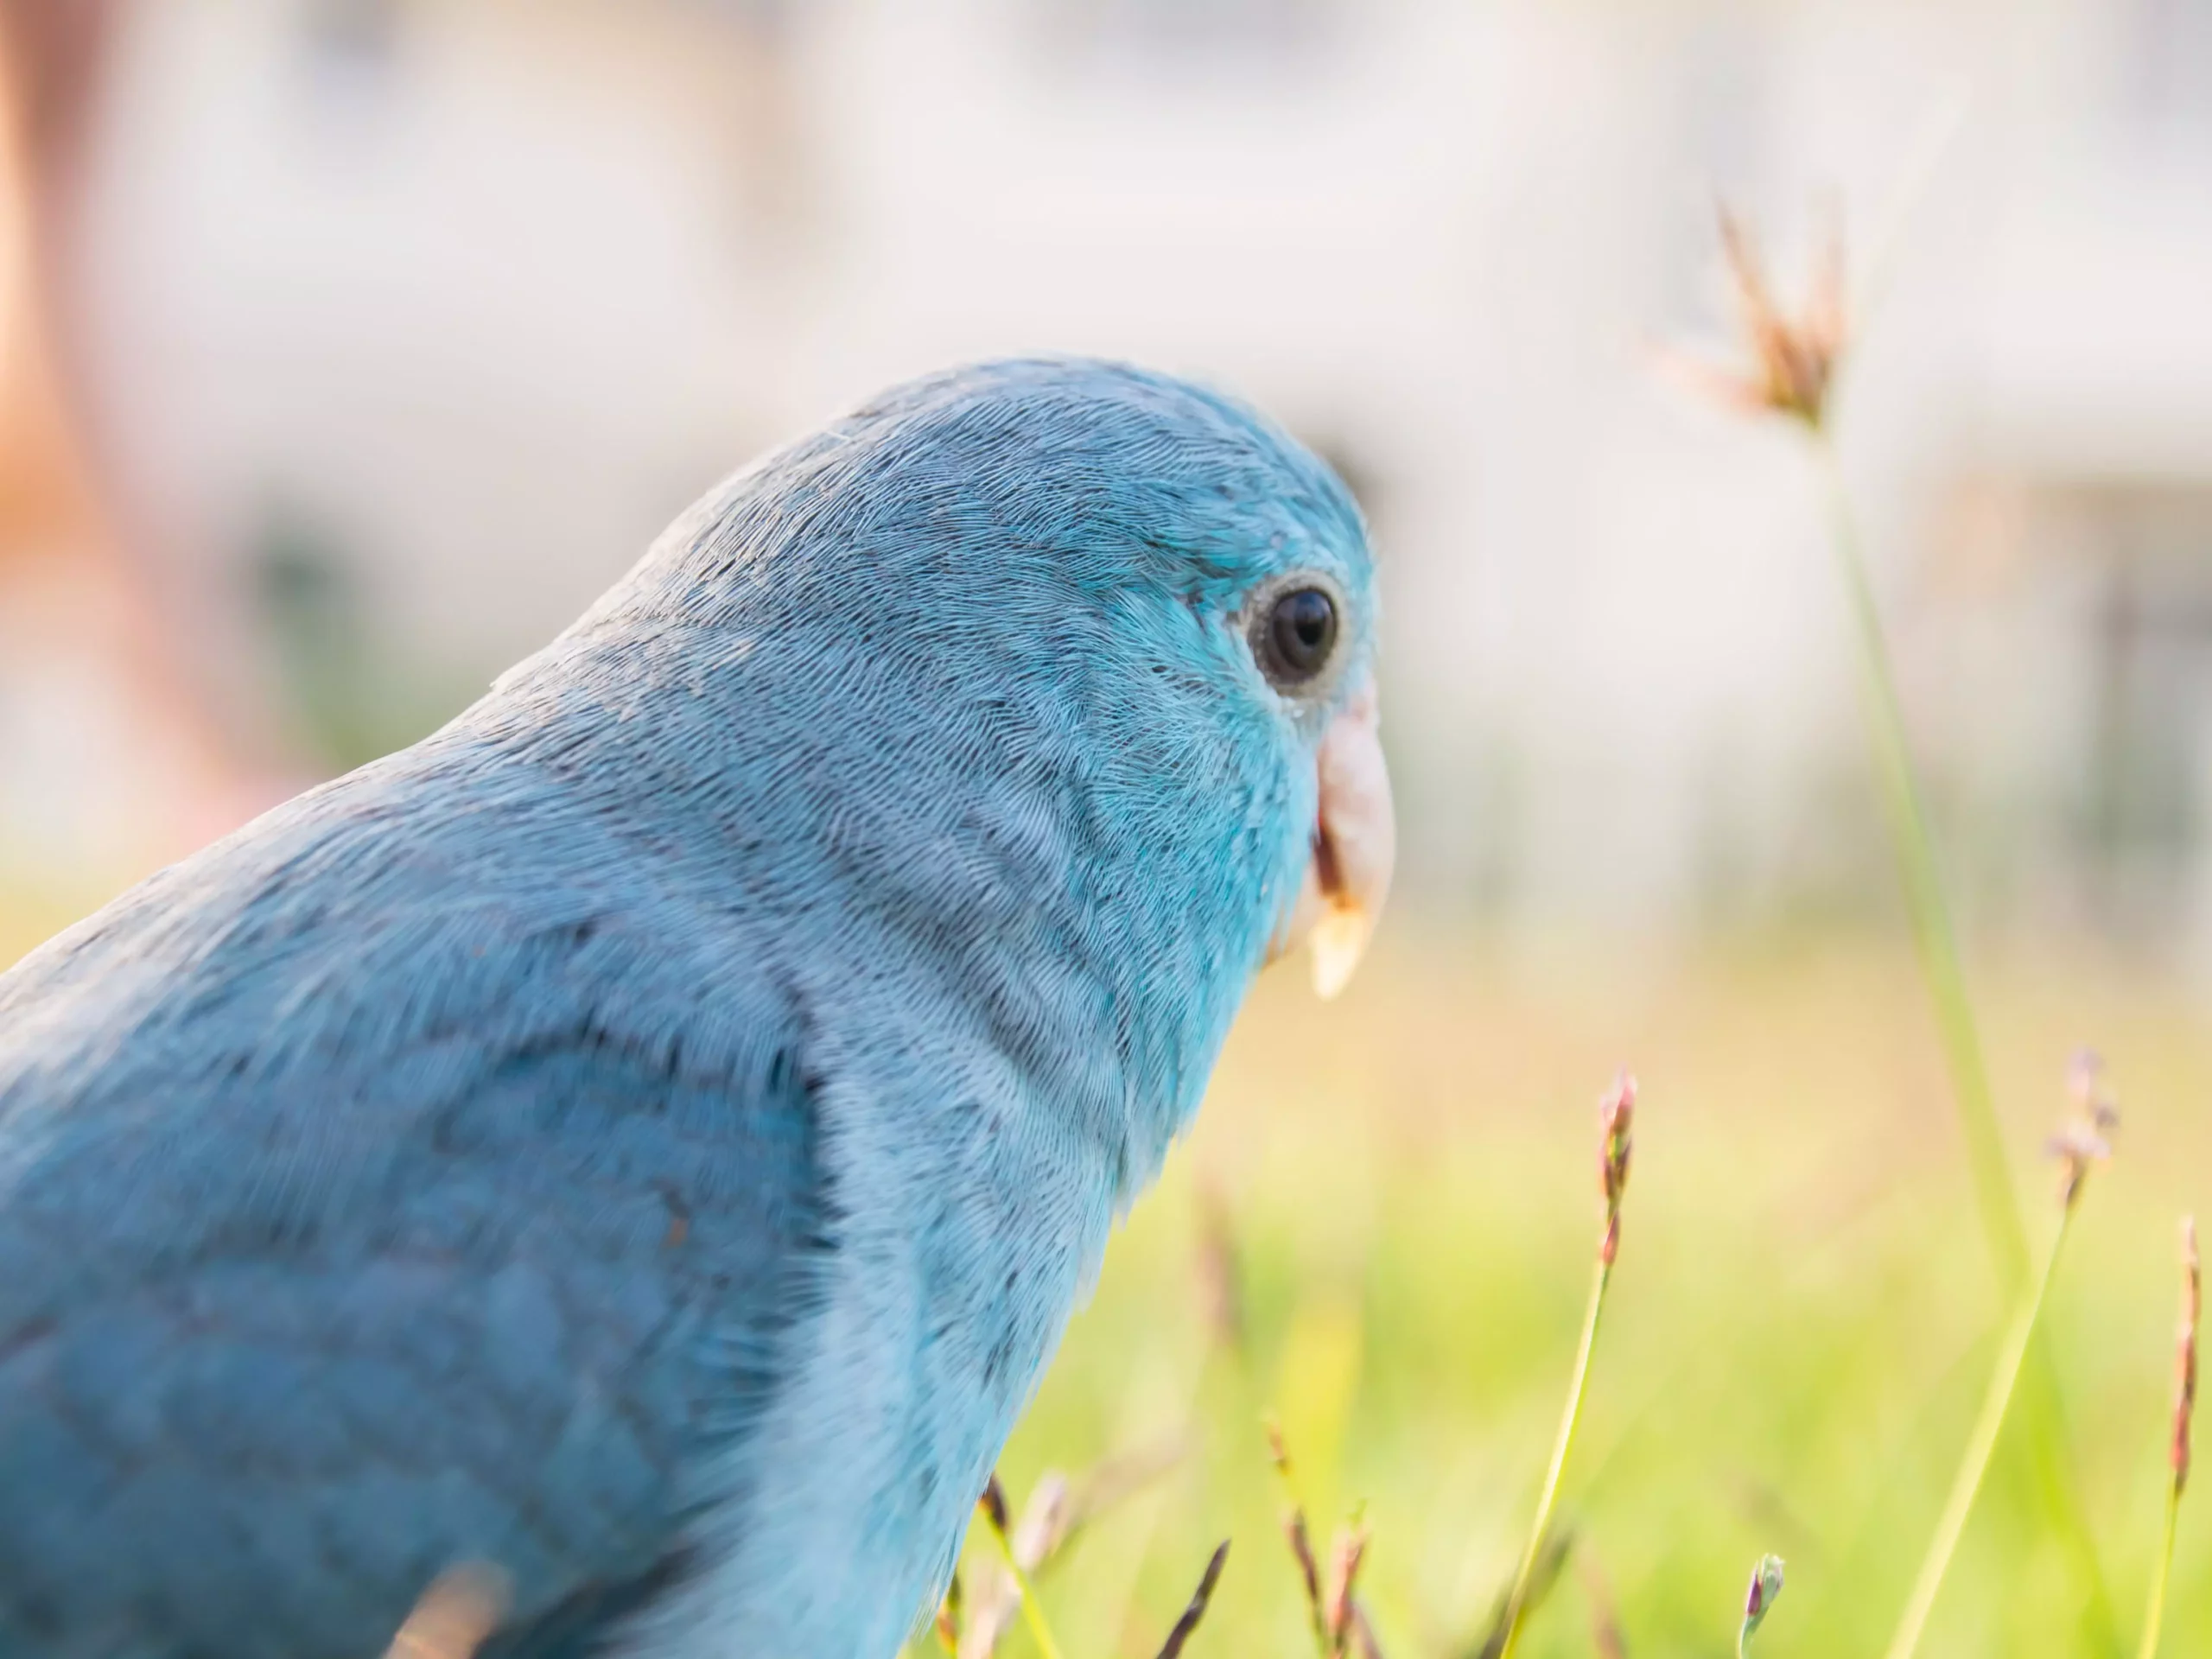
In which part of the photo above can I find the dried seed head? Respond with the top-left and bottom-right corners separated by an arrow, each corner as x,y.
2046,1055 -> 2117,1211
1154,1541 -> 1230,1659
2067,1048 -> 2120,1130
2044,1124 -> 2110,1208
978,1475 -> 1009,1537
1324,1517 -> 1370,1649
934,1572 -> 963,1653
1598,1072 -> 1637,1265
1264,1421 -> 1326,1642
1599,1072 -> 1636,1203
1741,1554 -> 1786,1640
1666,205 -> 1848,429
2178,1216 -> 2201,1494
1283,1510 -> 1325,1638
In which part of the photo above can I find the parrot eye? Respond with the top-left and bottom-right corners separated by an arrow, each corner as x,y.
1255,586 -> 1338,688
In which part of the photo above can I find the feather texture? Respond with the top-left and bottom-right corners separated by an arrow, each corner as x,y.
0,359 -> 1374,1658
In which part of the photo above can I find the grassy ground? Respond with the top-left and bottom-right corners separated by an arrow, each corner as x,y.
4,891 -> 2204,1655
971,931 -> 2210,1657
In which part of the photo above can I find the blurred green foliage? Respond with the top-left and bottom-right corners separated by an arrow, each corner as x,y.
962,936 -> 2209,1658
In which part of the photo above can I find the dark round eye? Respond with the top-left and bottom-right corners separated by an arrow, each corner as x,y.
1259,586 -> 1338,686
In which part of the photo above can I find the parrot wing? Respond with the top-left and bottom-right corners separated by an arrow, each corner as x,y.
0,774 -> 829,1659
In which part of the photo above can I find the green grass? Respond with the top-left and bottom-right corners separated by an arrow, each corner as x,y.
969,933 -> 2208,1656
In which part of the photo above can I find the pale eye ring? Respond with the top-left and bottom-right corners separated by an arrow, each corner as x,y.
1255,586 -> 1338,687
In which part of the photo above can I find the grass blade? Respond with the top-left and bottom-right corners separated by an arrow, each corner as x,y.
2136,1217 -> 2199,1659
1495,1076 -> 1634,1659
1883,1089 -> 2110,1659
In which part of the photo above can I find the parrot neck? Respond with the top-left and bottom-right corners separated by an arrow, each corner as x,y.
481,620 -> 1307,1204
461,621 -> 1306,1657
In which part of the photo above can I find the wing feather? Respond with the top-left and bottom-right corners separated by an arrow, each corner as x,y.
0,769 -> 825,1659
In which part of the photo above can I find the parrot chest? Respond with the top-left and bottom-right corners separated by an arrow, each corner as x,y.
613,1068 -> 1120,1659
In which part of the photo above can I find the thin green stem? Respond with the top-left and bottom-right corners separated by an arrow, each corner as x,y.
1810,431 -> 2119,1650
2136,1484 -> 2180,1659
981,1502 -> 1067,1659
1810,433 -> 2024,1291
1496,1253 -> 1614,1659
1883,1200 -> 2081,1659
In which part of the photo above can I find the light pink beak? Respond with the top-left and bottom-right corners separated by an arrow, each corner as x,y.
1269,677 -> 1395,998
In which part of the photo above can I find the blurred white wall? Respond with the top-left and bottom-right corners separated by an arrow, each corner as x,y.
25,0 -> 2212,955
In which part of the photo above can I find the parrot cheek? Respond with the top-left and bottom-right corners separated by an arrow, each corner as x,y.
1266,675 -> 1395,998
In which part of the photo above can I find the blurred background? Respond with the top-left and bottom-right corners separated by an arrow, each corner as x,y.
0,1 -> 2208,1654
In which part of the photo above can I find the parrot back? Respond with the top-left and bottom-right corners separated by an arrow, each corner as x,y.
0,737 -> 830,1659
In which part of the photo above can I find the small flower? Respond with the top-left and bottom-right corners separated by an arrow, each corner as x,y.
1740,1554 -> 1786,1649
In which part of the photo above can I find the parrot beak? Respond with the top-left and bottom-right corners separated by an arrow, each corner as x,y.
1268,675 -> 1395,999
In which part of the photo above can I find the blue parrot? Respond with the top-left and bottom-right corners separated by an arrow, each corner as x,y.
0,359 -> 1393,1658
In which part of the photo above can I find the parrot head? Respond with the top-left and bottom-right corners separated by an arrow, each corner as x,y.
531,358 -> 1392,1141
842,358 -> 1396,1002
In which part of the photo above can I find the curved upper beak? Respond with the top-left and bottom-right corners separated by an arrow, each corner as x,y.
1268,676 -> 1395,998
